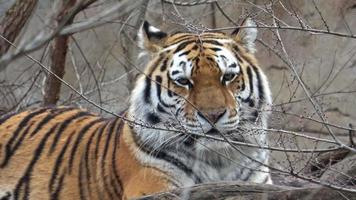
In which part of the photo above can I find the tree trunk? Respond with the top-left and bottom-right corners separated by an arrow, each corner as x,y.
43,0 -> 77,106
135,181 -> 356,200
0,0 -> 38,56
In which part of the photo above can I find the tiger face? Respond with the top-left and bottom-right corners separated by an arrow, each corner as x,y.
129,19 -> 271,153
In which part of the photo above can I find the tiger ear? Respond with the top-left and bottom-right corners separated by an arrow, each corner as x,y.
231,18 -> 257,53
138,21 -> 168,53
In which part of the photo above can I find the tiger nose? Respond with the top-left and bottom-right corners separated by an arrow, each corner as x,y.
198,109 -> 227,123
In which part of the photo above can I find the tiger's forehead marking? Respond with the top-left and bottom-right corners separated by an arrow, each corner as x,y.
169,52 -> 194,80
165,33 -> 240,79
162,32 -> 232,51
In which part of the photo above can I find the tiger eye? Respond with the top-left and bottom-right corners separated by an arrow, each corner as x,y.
222,73 -> 236,82
176,78 -> 191,86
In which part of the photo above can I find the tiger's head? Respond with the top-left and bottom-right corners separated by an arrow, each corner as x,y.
129,19 -> 271,152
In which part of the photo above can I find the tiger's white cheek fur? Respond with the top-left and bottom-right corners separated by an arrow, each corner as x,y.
128,58 -> 195,148
129,76 -> 170,147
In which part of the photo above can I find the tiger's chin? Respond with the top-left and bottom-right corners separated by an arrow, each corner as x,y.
195,139 -> 233,152
185,128 -> 248,152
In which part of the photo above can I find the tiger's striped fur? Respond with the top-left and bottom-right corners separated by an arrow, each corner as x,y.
0,19 -> 272,200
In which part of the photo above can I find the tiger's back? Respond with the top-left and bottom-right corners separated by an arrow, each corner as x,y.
0,108 -> 108,199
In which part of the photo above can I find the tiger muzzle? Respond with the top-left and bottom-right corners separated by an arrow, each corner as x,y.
198,109 -> 226,124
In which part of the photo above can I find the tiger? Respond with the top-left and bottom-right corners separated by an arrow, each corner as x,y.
0,18 -> 272,200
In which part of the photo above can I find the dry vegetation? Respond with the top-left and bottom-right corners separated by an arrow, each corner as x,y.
0,0 -> 356,199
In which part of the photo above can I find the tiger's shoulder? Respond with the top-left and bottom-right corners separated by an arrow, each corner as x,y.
0,106 -> 171,200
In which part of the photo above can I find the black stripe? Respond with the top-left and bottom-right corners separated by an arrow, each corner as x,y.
111,119 -> 124,199
48,111 -> 92,155
131,129 -> 202,184
206,57 -> 215,63
233,45 -> 240,52
160,58 -> 169,72
108,120 -> 123,198
174,41 -> 192,54
83,125 -> 102,199
68,118 -> 104,172
30,107 -> 76,137
209,47 -> 222,52
201,40 -> 223,46
157,104 -> 168,114
156,75 -> 175,108
251,65 -> 265,102
1,108 -> 48,168
144,76 -> 152,104
244,66 -> 255,106
191,45 -> 198,50
14,123 -> 59,200
241,77 -> 246,91
229,63 -> 237,68
101,120 -> 116,199
49,131 -> 76,200
252,110 -> 258,119
94,123 -> 107,159
175,107 -> 183,117
156,75 -> 163,101
84,126 -> 100,173
245,99 -> 255,107
246,67 -> 254,94
167,71 -> 174,97
171,70 -> 180,75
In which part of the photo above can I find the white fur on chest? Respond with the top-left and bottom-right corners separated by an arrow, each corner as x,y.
186,146 -> 268,184
131,128 -> 270,187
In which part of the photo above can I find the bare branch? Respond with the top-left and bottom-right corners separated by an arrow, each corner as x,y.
0,0 -> 38,56
162,0 -> 217,6
212,25 -> 356,39
0,0 -> 99,72
59,0 -> 144,36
